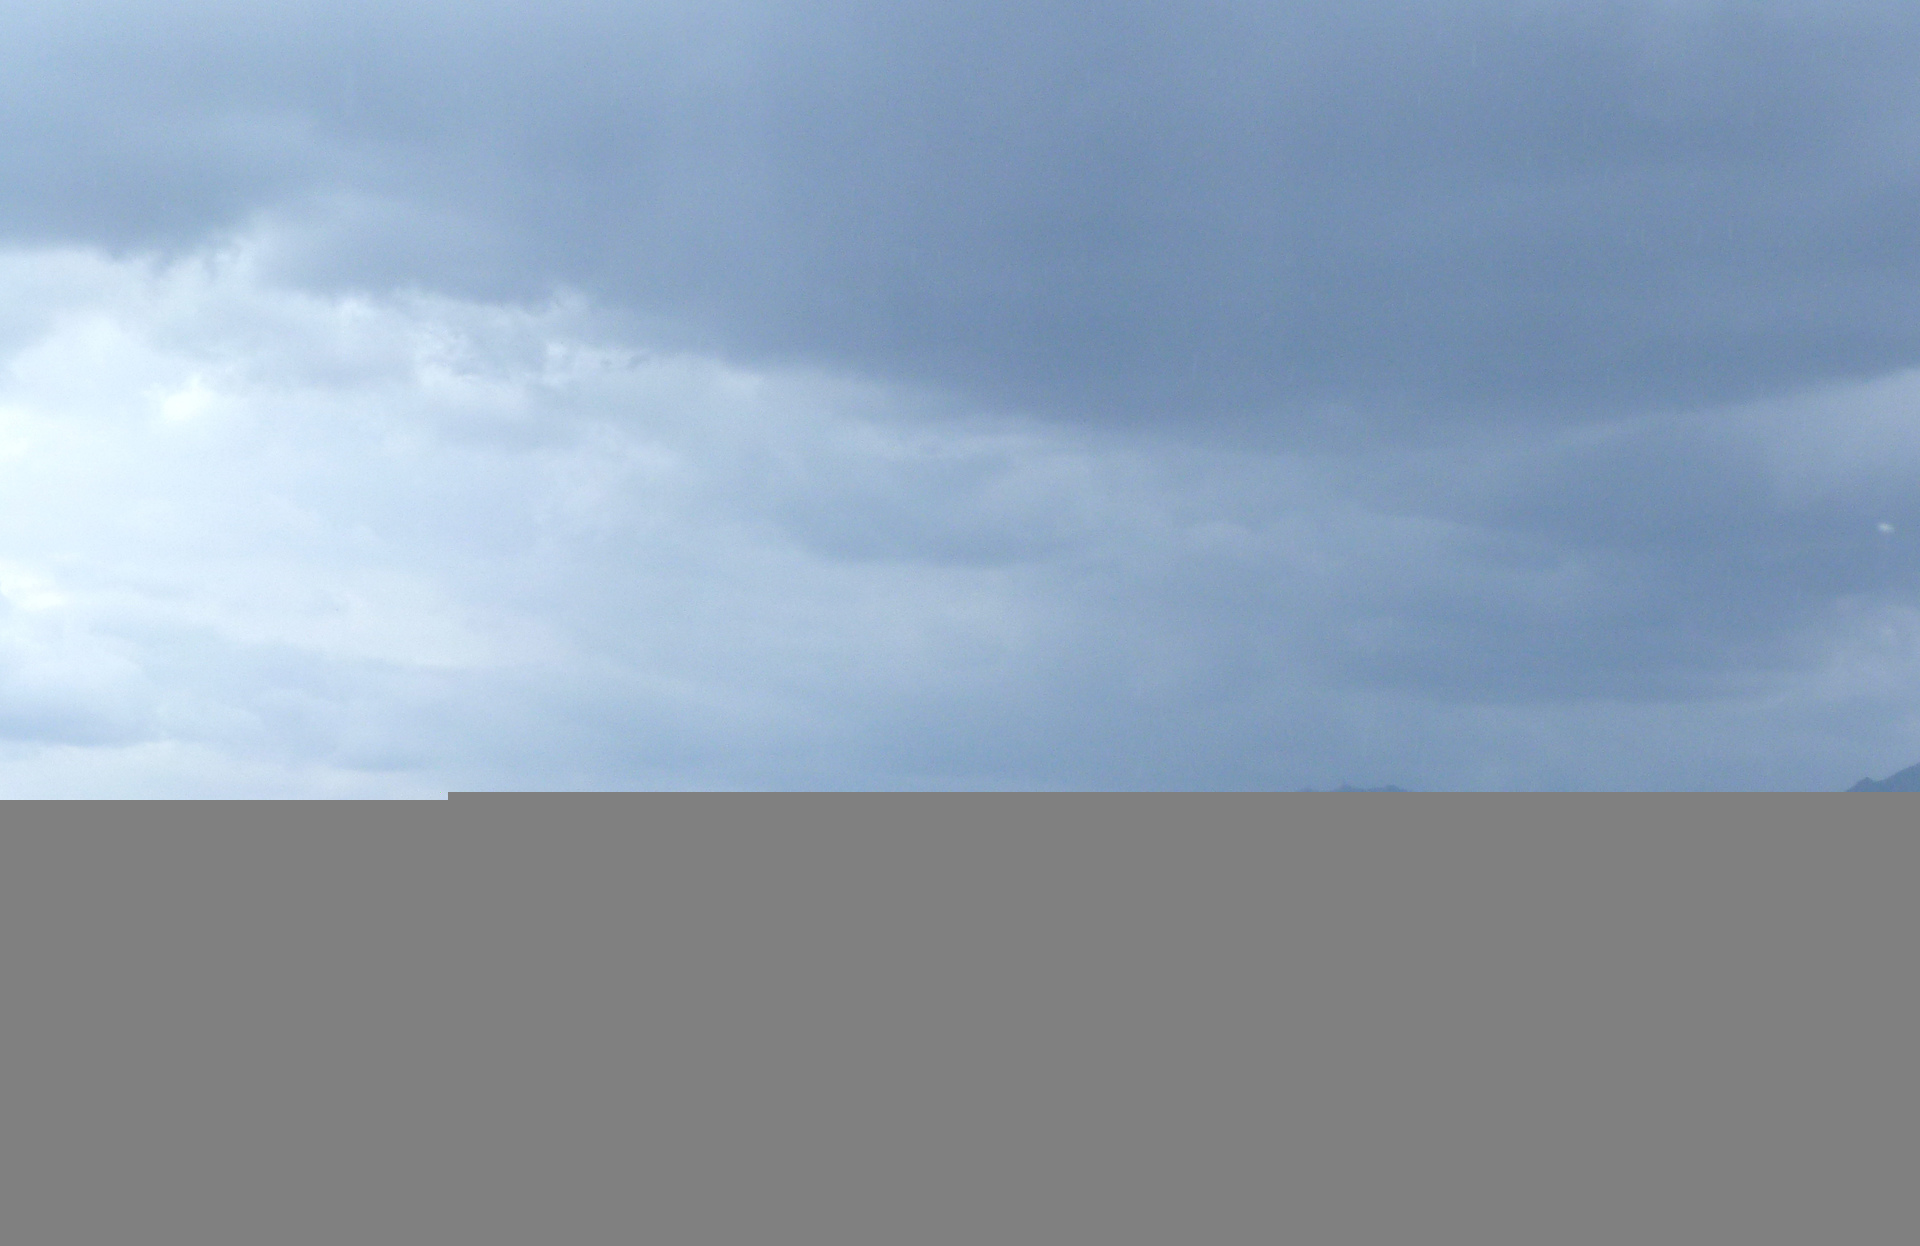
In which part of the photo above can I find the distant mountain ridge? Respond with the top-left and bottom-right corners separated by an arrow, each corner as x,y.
1848,763 -> 1920,792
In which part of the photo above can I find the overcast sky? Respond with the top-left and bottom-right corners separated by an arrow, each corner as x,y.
2,0 -> 1919,792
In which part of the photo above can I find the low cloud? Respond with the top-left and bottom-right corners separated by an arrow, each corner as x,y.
0,234 -> 1912,790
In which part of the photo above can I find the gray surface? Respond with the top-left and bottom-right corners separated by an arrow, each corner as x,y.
2,797 -> 1914,1243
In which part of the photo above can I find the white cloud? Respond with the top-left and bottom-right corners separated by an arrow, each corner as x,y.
2,226 -> 1919,794
0,232 -> 1275,791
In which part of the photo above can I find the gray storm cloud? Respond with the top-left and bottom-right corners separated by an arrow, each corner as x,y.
8,2 -> 1920,428
1,1 -> 1918,790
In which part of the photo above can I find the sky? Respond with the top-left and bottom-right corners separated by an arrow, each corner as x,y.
2,1 -> 1920,792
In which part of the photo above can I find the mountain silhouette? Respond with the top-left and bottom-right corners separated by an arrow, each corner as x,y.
1848,762 -> 1920,791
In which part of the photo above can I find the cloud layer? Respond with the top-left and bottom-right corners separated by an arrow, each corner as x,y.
11,2 -> 1920,428
2,2 -> 1919,789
